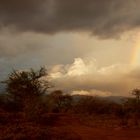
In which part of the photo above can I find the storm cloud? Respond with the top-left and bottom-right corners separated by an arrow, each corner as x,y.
0,0 -> 140,37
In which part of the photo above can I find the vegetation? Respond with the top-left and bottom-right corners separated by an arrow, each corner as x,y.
1,67 -> 140,139
1,67 -> 50,120
4,67 -> 49,101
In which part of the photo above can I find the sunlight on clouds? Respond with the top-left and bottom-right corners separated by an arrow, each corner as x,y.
49,57 -> 139,97
71,90 -> 112,97
49,57 -> 97,78
67,58 -> 97,76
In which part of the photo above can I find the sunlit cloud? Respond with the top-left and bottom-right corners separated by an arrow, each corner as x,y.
49,57 -> 140,97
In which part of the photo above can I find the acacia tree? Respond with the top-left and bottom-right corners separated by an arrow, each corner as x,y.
131,88 -> 140,101
3,67 -> 50,114
48,90 -> 72,112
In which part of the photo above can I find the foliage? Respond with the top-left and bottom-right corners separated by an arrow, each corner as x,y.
2,67 -> 50,117
131,88 -> 140,101
73,96 -> 116,115
46,90 -> 72,113
4,67 -> 49,100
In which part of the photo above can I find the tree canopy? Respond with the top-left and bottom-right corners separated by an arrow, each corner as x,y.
3,67 -> 50,102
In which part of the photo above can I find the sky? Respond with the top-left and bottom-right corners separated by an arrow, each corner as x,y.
1,0 -> 140,96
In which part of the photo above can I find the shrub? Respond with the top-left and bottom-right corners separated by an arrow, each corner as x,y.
46,90 -> 72,113
2,67 -> 50,120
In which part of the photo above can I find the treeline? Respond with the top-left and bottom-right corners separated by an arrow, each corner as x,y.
1,68 -> 140,139
0,67 -> 140,121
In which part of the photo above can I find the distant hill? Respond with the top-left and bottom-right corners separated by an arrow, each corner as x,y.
100,96 -> 128,104
72,94 -> 129,104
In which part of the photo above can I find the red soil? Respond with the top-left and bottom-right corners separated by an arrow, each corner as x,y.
1,112 -> 140,140
52,114 -> 140,140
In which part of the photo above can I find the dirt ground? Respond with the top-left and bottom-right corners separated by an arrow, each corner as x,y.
52,114 -> 140,140
1,113 -> 140,140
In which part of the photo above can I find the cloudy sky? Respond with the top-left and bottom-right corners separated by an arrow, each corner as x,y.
1,0 -> 140,96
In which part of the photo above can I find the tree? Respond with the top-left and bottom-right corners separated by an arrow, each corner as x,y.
131,88 -> 140,101
3,67 -> 50,113
48,90 -> 72,112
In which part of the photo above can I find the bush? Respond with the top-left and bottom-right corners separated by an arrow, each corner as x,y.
1,67 -> 50,120
46,90 -> 72,113
73,96 -> 115,115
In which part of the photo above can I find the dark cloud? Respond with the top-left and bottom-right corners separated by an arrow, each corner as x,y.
0,0 -> 140,37
0,31 -> 49,58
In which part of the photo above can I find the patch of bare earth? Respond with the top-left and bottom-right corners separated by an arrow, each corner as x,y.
52,114 -> 140,140
1,112 -> 140,140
